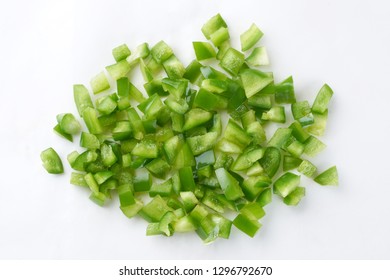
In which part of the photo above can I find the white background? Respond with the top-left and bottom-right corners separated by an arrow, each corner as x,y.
0,0 -> 389,260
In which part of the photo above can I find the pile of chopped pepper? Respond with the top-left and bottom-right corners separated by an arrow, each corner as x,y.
41,14 -> 338,243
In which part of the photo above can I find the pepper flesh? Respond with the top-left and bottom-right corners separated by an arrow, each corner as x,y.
41,148 -> 64,174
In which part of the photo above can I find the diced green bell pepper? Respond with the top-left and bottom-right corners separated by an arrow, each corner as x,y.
275,76 -> 296,104
240,23 -> 263,52
219,48 -> 245,76
201,13 -> 228,39
283,187 -> 305,206
314,166 -> 338,186
246,46 -> 269,66
312,84 -> 333,114
193,42 -> 216,61
73,84 -> 93,117
259,147 -> 281,178
215,168 -> 244,201
240,69 -> 273,98
274,172 -> 300,198
112,44 -> 131,62
41,147 -> 64,174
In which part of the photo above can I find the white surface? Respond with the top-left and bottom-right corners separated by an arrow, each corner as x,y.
1,0 -> 390,259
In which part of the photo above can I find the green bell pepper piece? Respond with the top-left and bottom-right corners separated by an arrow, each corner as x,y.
312,84 -> 333,114
112,43 -> 131,62
70,172 -> 88,187
193,88 -> 228,111
184,60 -> 204,86
242,176 -> 271,201
132,139 -> 158,158
144,79 -> 167,97
178,166 -> 196,192
82,107 -> 103,134
56,113 -> 81,135
283,155 -> 302,171
275,76 -> 296,104
41,147 -> 64,174
240,69 -> 273,98
73,84 -> 93,117
145,158 -> 170,179
201,13 -> 228,39
187,132 -> 218,156
259,147 -> 281,178
231,148 -> 264,171
150,40 -> 173,64
139,195 -> 173,222
133,168 -> 152,192
246,46 -> 269,66
289,121 -> 310,143
94,171 -> 114,185
121,199 -> 143,218
193,42 -> 216,61
182,108 -> 213,131
256,188 -> 272,207
163,134 -> 184,164
286,140 -> 305,158
53,124 -> 72,142
210,27 -> 230,47
261,106 -> 286,123
268,128 -> 292,148
240,23 -> 263,52
298,160 -> 317,178
233,213 -> 261,237
162,55 -> 186,79
307,110 -> 328,136
304,136 -> 326,157
246,162 -> 264,176
283,187 -> 305,206
89,192 -> 107,207
219,47 -> 245,76
129,82 -> 146,103
150,179 -> 173,197
118,184 -> 135,207
90,71 -> 110,94
291,101 -> 311,120
161,78 -> 188,99
106,60 -> 132,80
173,142 -> 195,169
216,40 -> 231,60
274,172 -> 301,198
180,191 -> 198,212
215,168 -> 244,201
248,93 -> 272,110
314,166 -> 338,186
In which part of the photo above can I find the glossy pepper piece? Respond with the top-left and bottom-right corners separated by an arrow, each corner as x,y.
219,48 -> 245,76
193,42 -> 216,61
73,84 -> 93,116
283,187 -> 305,206
41,147 -> 64,174
90,72 -> 110,94
201,13 -> 228,39
314,166 -> 338,186
312,84 -> 333,114
112,43 -> 131,62
215,168 -> 244,200
275,76 -> 296,104
259,147 -> 281,178
151,41 -> 173,64
240,69 -> 273,98
240,23 -> 263,52
274,172 -> 300,198
246,46 -> 269,66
